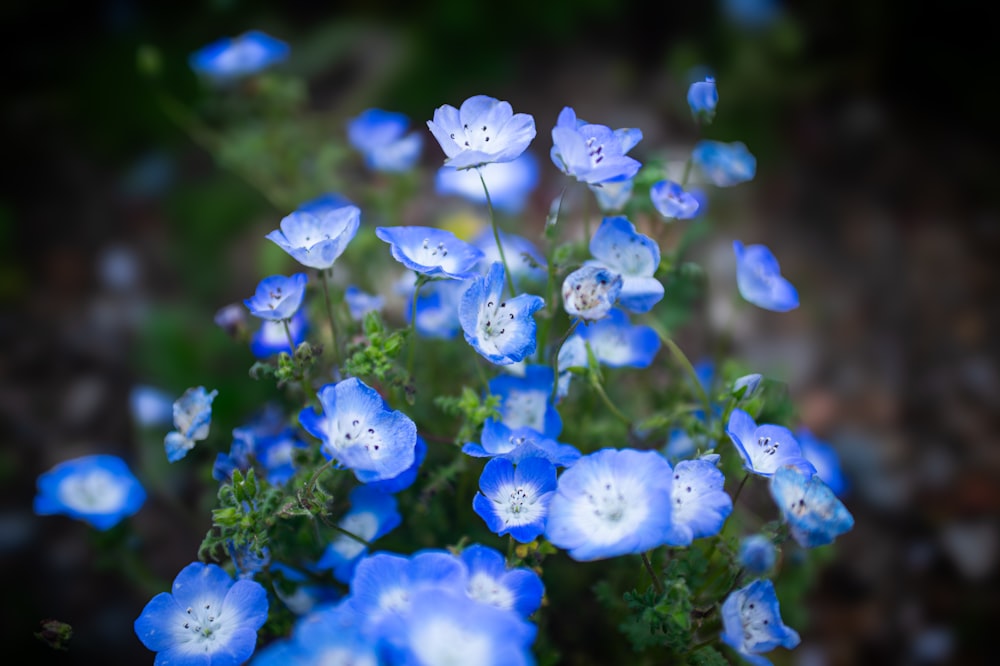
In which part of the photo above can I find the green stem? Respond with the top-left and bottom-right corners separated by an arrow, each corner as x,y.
283,319 -> 316,403
732,472 -> 751,506
318,269 -> 340,365
407,275 -> 428,377
647,320 -> 712,417
330,523 -> 373,548
478,168 -> 516,296
537,186 -> 569,363
641,551 -> 664,596
679,156 -> 694,189
592,380 -> 631,426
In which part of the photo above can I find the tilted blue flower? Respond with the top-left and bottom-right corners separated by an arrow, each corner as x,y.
228,541 -> 271,580
687,77 -> 719,118
297,192 -> 353,215
436,152 -> 540,214
575,307 -> 661,368
550,106 -> 643,185
462,419 -> 581,467
693,140 -> 757,187
473,229 -> 546,284
651,180 -> 702,220
734,240 -> 799,312
250,307 -> 309,359
590,176 -> 634,213
733,373 -> 764,401
34,454 -> 146,530
299,377 -> 417,483
252,603 -> 377,666
317,485 -> 401,583
588,215 -> 662,312
347,108 -> 423,173
164,386 -> 218,463
770,464 -> 854,548
721,579 -> 800,666
404,277 -> 465,339
738,534 -> 777,576
726,409 -> 816,478
189,30 -> 289,80
459,262 -> 544,365
244,273 -> 308,321
555,334 -> 586,402
135,562 -> 268,666
473,457 -> 557,542
562,265 -> 623,320
266,203 -> 360,270
268,563 -> 341,616
376,225 -> 484,279
213,405 -> 306,485
666,457 -> 733,545
427,94 -> 536,169
796,428 -> 848,497
344,285 -> 385,322
546,448 -> 676,561
489,365 -> 563,438
363,436 -> 428,494
460,544 -> 544,617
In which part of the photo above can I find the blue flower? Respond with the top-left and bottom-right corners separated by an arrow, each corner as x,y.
650,180 -> 702,220
269,563 -> 341,616
725,409 -> 815,478
297,192 -> 353,215
693,140 -> 757,187
436,152 -> 540,214
129,385 -> 173,428
555,335 -> 586,402
459,262 -> 544,365
687,77 -> 718,118
363,436 -> 428,494
576,307 -> 661,368
403,277 -> 465,339
721,0 -> 781,29
383,588 -> 537,666
427,94 -> 536,169
460,544 -> 544,617
769,464 -> 854,548
734,240 -> 798,312
299,378 -> 417,483
721,579 -> 800,666
244,273 -> 308,321
317,486 -> 401,583
213,405 -> 306,485
733,373 -> 764,401
588,216 -> 663,312
489,365 -> 563,438
462,419 -> 581,467
562,265 -> 623,320
546,448 -> 676,561
252,603 -> 377,665
796,428 -> 848,497
473,229 -> 546,284
376,225 -> 484,279
214,303 -> 248,338
34,454 -> 146,530
344,285 -> 385,321
266,203 -> 360,270
189,30 -> 289,80
473,457 -> 557,542
550,106 -> 642,185
228,541 -> 271,580
347,108 -> 423,173
590,176 -> 634,213
164,386 -> 218,463
135,562 -> 268,665
738,535 -> 777,576
249,307 -> 309,359
666,456 -> 733,545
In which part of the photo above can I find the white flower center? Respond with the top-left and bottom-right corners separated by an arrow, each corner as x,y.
58,469 -> 127,514
467,572 -> 514,610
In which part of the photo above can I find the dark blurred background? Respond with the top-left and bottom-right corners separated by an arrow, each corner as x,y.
2,0 -> 998,664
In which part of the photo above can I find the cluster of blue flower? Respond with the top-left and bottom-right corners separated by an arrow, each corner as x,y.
32,30 -> 853,665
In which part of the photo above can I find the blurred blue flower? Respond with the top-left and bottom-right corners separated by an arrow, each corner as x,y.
402,277 -> 465,339
666,456 -> 733,545
252,603 -> 376,665
693,140 -> 756,187
473,229 -> 546,284
733,373 -> 764,401
129,385 -> 173,428
250,307 -> 309,358
738,534 -> 777,576
734,240 -> 799,312
551,106 -> 642,185
347,108 -> 423,172
189,30 -> 289,80
796,429 -> 848,497
459,262 -> 544,365
576,308 -> 661,368
34,454 -> 146,530
770,464 -> 854,548
650,180 -> 702,220
244,273 -> 308,321
317,486 -> 401,583
213,405 -> 306,485
460,544 -> 545,617
590,176 -> 634,213
134,562 -> 268,665
562,265 -> 623,320
726,409 -> 815,478
427,95 -> 536,169
376,225 -> 484,279
344,285 -> 385,322
721,579 -> 800,665
687,77 -> 718,119
164,386 -> 218,463
436,152 -> 540,214
462,419 -> 581,467
588,216 -> 662,312
267,203 -> 360,270
490,365 -> 562,438
721,0 -> 781,29
473,456 -> 557,542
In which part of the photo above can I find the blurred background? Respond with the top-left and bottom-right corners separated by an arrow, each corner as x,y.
2,0 -> 997,663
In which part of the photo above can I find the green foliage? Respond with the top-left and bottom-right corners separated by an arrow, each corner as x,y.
433,386 -> 501,445
200,469 -> 283,563
343,311 -> 412,397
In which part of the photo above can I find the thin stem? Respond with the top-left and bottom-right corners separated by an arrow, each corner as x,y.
549,318 -> 581,402
537,185 -> 569,364
330,523 -> 373,548
478,168 -> 516,296
647,320 -> 712,417
679,156 -> 694,189
474,356 -> 492,395
732,472 -> 751,506
592,380 -> 631,426
305,458 -> 336,495
407,274 -> 427,377
583,186 -> 593,241
318,269 -> 340,365
641,551 -> 664,596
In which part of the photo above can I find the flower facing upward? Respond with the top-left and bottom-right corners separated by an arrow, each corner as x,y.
347,108 -> 424,173
473,456 -> 558,542
244,273 -> 308,321
588,216 -> 664,313
376,225 -> 484,279
34,455 -> 146,530
134,562 -> 268,666
427,95 -> 536,169
692,140 -> 757,187
164,386 -> 218,463
734,240 -> 799,312
189,30 -> 289,80
721,579 -> 800,666
550,107 -> 643,185
266,203 -> 360,270
459,262 -> 544,365
769,464 -> 854,548
725,409 -> 815,478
